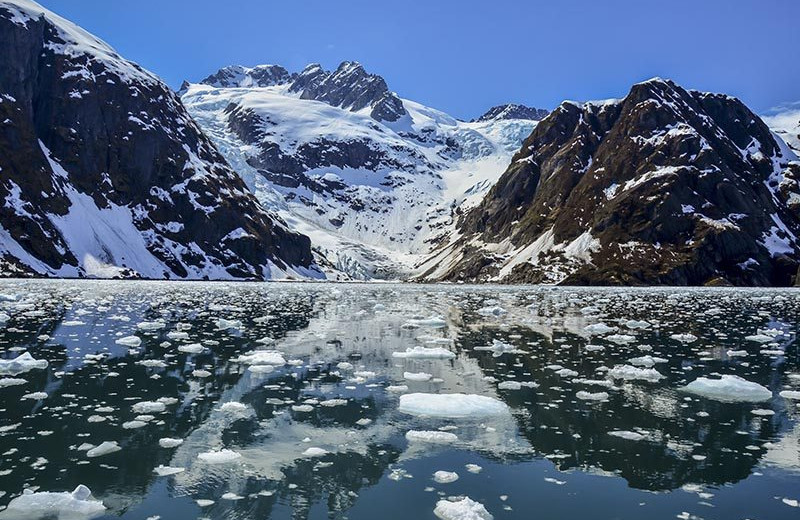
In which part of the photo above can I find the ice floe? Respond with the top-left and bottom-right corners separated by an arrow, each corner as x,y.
399,393 -> 509,418
680,375 -> 772,403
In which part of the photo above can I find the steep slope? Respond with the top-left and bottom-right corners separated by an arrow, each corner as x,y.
182,65 -> 547,279
420,78 -> 800,286
0,0 -> 320,279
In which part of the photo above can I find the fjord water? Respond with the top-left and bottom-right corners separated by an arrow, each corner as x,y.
0,281 -> 799,520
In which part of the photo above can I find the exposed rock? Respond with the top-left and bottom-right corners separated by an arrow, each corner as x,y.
475,103 -> 549,122
289,61 -> 407,122
421,78 -> 800,286
200,64 -> 292,88
0,0 -> 320,279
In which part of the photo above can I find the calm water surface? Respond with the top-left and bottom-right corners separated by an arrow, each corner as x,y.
0,281 -> 799,519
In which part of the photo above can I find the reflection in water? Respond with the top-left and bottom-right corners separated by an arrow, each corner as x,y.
0,281 -> 799,519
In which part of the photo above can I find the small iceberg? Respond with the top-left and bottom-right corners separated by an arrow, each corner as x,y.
0,485 -> 105,519
399,393 -> 508,418
680,375 -> 771,403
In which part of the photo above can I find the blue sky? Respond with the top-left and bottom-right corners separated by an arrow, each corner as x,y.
38,0 -> 800,120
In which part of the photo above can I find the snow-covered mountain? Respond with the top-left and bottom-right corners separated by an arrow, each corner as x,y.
182,63 -> 547,279
0,0 -> 321,279
419,78 -> 800,286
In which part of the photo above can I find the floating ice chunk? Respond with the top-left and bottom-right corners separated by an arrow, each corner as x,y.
178,343 -> 204,354
198,449 -> 241,463
136,359 -> 166,368
158,438 -> 183,448
405,430 -> 458,444
392,347 -> 455,359
132,401 -> 166,414
474,339 -> 522,357
780,390 -> 800,400
465,464 -> 482,474
584,323 -> 617,335
122,420 -> 147,429
0,352 -> 48,375
727,350 -> 748,357
608,430 -> 646,441
221,492 -> 243,500
607,365 -> 664,382
745,334 -> 774,343
153,465 -> 185,476
216,318 -> 242,331
477,306 -> 507,316
399,393 -> 509,418
434,497 -> 493,520
192,369 -> 212,378
433,470 -> 459,483
356,418 -> 372,426
319,398 -> 348,407
292,404 -> 314,412
115,336 -> 141,347
405,316 -> 447,328
680,375 -> 771,402
606,334 -> 636,344
0,485 -> 105,519
247,365 -> 273,375
220,402 -> 248,414
235,350 -> 286,365
576,391 -> 609,401
386,385 -> 409,393
404,371 -> 433,382
0,377 -> 26,388
137,320 -> 165,331
196,499 -> 215,507
86,441 -> 121,458
22,391 -> 47,400
624,320 -> 651,329
670,333 -> 698,343
302,447 -> 329,457
629,355 -> 668,368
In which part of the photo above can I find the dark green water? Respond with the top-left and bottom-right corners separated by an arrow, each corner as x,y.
0,281 -> 798,519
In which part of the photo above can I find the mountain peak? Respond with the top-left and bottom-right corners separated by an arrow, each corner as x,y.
475,103 -> 549,122
290,61 -> 406,122
199,64 -> 291,88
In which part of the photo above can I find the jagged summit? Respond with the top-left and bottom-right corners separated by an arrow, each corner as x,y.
198,60 -> 406,122
475,103 -> 549,122
200,64 -> 292,88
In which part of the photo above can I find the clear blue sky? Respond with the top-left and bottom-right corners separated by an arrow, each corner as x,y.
37,0 -> 800,119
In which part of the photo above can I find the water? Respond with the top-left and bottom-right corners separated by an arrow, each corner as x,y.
0,280 -> 798,520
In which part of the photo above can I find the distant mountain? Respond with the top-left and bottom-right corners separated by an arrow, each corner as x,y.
419,78 -> 800,286
475,104 -> 549,122
198,61 -> 406,122
0,0 -> 321,279
184,62 -> 539,279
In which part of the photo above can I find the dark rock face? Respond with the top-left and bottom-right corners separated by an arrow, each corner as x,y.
289,61 -> 407,122
475,104 -> 549,122
199,64 -> 292,88
423,78 -> 800,286
0,1 -> 319,279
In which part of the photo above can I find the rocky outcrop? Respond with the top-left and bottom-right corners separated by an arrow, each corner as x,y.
475,104 -> 549,122
420,78 -> 800,286
199,64 -> 292,88
0,0 -> 320,279
289,61 -> 406,122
